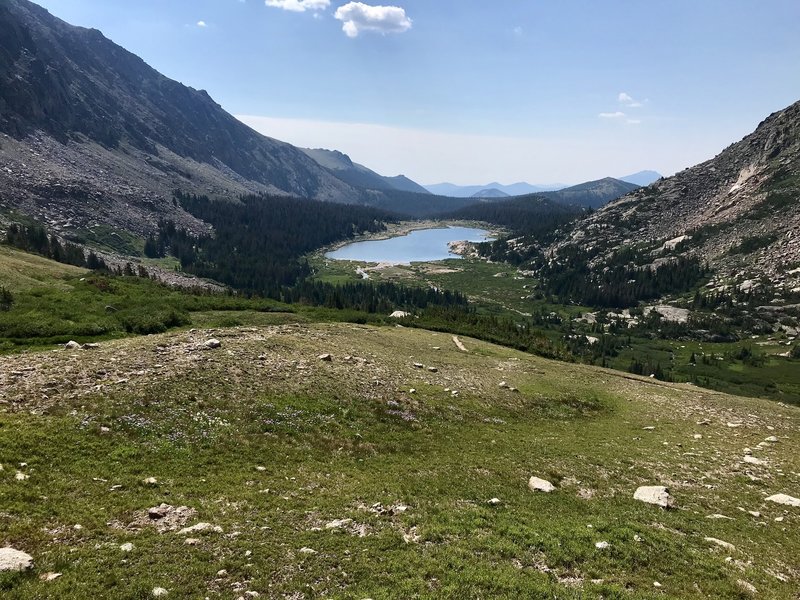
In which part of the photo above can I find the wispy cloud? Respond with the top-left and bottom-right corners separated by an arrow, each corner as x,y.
265,0 -> 330,12
618,92 -> 643,108
196,20 -> 208,27
627,119 -> 642,125
334,2 -> 412,38
599,111 -> 626,119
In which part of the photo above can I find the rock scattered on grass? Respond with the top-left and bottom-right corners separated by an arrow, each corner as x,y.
595,541 -> 610,550
299,547 -> 318,555
0,548 -> 34,572
487,498 -> 502,506
152,588 -> 168,597
766,493 -> 800,507
39,572 -> 62,581
318,353 -> 332,362
120,542 -> 135,552
743,456 -> 765,465
64,341 -> 81,350
143,477 -> 157,485
325,519 -> 352,530
203,339 -> 221,350
704,537 -> 736,551
528,476 -> 555,493
177,522 -> 223,535
633,485 -> 674,508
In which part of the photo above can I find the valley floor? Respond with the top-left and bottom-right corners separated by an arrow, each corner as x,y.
1,322 -> 798,598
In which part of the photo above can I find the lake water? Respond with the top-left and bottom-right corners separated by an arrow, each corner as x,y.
326,226 -> 494,264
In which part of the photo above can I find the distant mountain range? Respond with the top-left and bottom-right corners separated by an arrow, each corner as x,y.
538,177 -> 640,209
426,173 -> 660,199
425,182 -> 567,197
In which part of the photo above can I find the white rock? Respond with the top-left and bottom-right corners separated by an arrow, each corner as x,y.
727,422 -> 743,428
704,537 -> 736,551
65,340 -> 81,350
177,523 -> 223,535
487,498 -> 502,506
184,538 -> 201,546
765,436 -> 779,443
325,519 -> 352,530
204,339 -> 221,349
766,493 -> 800,507
693,434 -> 703,439
15,471 -> 29,481
633,486 -> 674,508
389,311 -> 410,318
595,541 -> 610,549
143,477 -> 158,485
152,588 -> 169,597
40,572 -> 62,581
528,476 -> 555,493
748,511 -> 761,518
743,456 -> 765,465
653,581 -> 662,588
0,548 -> 34,571
299,547 -> 318,555
120,542 -> 135,552
318,353 -> 333,361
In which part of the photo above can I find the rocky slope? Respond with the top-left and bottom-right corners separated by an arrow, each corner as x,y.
549,100 -> 800,292
300,147 -> 430,194
0,0 -> 369,238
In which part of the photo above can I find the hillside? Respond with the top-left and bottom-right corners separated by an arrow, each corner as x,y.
0,319 -> 798,598
472,188 -> 510,199
300,148 -> 430,194
0,0 -> 380,238
620,170 -> 663,186
537,178 -> 641,209
549,99 -> 800,291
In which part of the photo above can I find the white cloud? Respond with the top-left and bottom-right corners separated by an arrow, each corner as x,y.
334,2 -> 412,38
265,0 -> 330,12
627,119 -> 642,125
618,92 -> 643,108
599,111 -> 626,119
196,20 -> 207,27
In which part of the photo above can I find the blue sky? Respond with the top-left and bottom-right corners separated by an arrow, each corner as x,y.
32,0 -> 800,185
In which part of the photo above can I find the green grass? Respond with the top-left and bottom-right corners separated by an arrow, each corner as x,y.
0,323 -> 798,598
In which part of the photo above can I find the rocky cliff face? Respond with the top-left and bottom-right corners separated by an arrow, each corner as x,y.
549,100 -> 800,293
0,0 -> 361,237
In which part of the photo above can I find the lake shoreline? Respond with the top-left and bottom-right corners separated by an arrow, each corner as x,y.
325,223 -> 496,266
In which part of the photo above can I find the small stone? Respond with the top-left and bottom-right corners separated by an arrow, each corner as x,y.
216,569 -> 228,577
177,523 -> 223,535
643,426 -> 656,431
498,381 -> 509,389
299,547 -> 318,555
704,537 -> 736,551
634,534 -> 643,542
0,548 -> 34,572
766,493 -> 800,507
743,456 -> 765,465
100,426 -> 111,434
184,538 -> 201,546
40,572 -> 62,581
255,466 -> 267,472
487,498 -> 502,506
706,514 -> 733,520
765,436 -> 779,443
409,388 -> 416,394
325,519 -> 352,530
318,353 -> 333,361
633,485 -> 674,508
65,340 -> 81,350
143,477 -> 158,485
204,339 -> 221,349
427,366 -> 438,373
595,541 -> 610,550
15,471 -> 29,481
528,476 -> 555,493
743,448 -> 752,455
727,422 -> 743,428
412,362 -> 424,369
693,434 -> 703,439
152,588 -> 168,597
653,581 -> 662,588
748,511 -> 761,518
697,419 -> 711,426
737,580 -> 757,595
120,542 -> 135,552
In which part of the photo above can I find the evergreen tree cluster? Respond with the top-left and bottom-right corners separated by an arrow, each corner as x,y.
5,224 -> 107,270
539,248 -> 707,308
